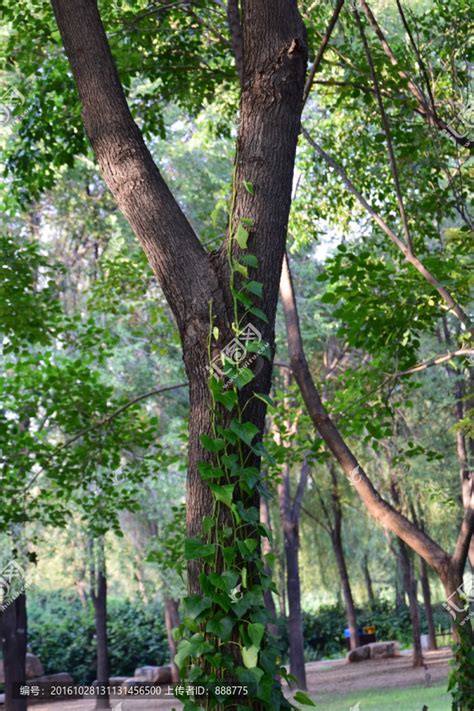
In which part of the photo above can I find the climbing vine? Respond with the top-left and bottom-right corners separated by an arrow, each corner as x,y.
173,178 -> 314,710
448,622 -> 474,711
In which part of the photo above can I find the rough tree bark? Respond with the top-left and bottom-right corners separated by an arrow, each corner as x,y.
50,0 -> 308,688
1,593 -> 27,711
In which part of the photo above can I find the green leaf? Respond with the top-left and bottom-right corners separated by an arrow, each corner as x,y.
184,538 -> 216,560
293,691 -> 317,707
234,290 -> 253,308
235,224 -> 249,250
202,515 -> 215,534
244,538 -> 258,555
208,570 -> 239,592
242,645 -> 259,669
209,483 -> 235,507
234,262 -> 249,278
222,453 -> 239,471
230,419 -> 259,446
248,306 -> 269,323
206,616 -> 235,642
241,466 -> 260,490
212,326 -> 219,341
210,382 -> 237,411
240,254 -> 258,268
184,595 -> 213,619
254,392 -> 275,410
198,462 -> 223,480
233,367 -> 255,389
243,180 -> 254,194
248,622 -> 265,649
244,280 -> 263,297
174,639 -> 192,668
200,434 -> 225,452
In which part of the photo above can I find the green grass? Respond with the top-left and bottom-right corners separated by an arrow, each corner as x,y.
295,683 -> 451,710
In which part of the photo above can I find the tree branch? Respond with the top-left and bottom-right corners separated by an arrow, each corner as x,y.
353,5 -> 413,252
23,382 -> 188,491
227,0 -> 244,85
358,0 -> 472,148
279,251 -> 451,579
301,127 -> 472,330
302,0 -> 345,106
50,0 -> 220,332
292,456 -> 310,522
452,504 -> 474,576
393,349 -> 473,377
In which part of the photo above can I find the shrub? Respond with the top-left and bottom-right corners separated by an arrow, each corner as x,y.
27,591 -> 168,683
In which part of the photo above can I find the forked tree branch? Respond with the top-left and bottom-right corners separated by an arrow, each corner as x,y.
358,0 -> 472,148
50,0 -> 221,333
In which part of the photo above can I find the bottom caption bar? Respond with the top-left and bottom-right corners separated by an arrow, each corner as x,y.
13,682 -> 255,700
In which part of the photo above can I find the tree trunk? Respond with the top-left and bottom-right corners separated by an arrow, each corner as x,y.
278,463 -> 307,690
331,526 -> 359,651
1,593 -> 27,711
90,540 -> 110,711
51,1 -> 308,695
363,553 -> 375,607
398,539 -> 424,667
284,533 -> 306,689
260,496 -> 279,636
328,464 -> 359,650
164,597 -> 180,683
419,556 -> 437,651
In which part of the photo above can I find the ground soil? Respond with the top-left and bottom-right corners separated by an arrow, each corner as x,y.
24,647 -> 451,710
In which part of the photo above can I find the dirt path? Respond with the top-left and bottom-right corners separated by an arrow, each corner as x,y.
26,648 -> 451,710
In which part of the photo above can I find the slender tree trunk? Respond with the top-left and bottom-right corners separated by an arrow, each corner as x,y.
328,464 -> 359,650
331,527 -> 359,651
1,593 -> 27,711
398,539 -> 424,667
278,463 -> 306,690
279,554 -> 287,618
134,565 -> 149,604
440,319 -> 474,569
259,496 -> 279,636
90,540 -> 110,711
419,556 -> 437,651
363,554 -> 375,607
164,597 -> 180,683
